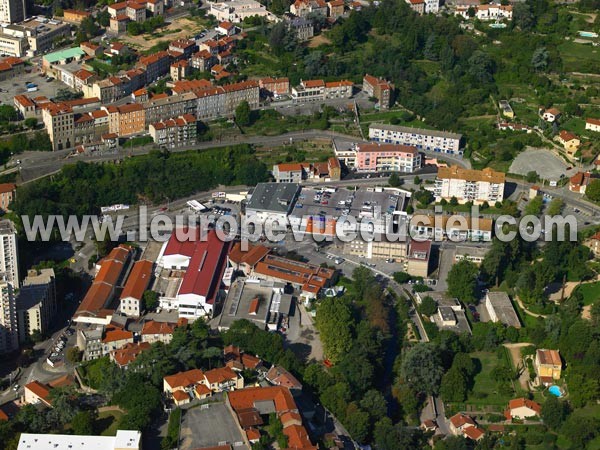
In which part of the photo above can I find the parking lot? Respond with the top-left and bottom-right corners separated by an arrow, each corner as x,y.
0,69 -> 64,105
509,147 -> 575,181
291,186 -> 408,222
179,402 -> 247,450
46,326 -> 75,367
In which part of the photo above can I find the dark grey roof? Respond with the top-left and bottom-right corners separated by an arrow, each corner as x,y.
246,182 -> 300,214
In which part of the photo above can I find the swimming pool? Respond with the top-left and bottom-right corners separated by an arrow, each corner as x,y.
579,31 -> 599,38
490,23 -> 507,29
549,385 -> 563,397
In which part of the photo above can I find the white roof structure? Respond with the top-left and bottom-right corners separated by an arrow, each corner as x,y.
17,430 -> 141,450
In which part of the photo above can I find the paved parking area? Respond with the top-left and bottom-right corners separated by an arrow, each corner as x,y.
0,70 -> 63,105
509,148 -> 575,181
179,402 -> 247,450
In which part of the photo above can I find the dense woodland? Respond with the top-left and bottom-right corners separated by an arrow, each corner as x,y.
11,145 -> 268,221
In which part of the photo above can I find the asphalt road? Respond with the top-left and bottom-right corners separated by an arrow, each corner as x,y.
8,129 -> 470,183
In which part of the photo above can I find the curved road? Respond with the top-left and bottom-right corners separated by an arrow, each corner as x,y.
8,129 -> 470,184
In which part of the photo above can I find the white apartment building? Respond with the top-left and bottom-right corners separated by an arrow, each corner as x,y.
424,0 -> 439,13
434,165 -> 505,205
209,0 -> 276,23
16,268 -> 57,343
17,430 -> 142,450
369,123 -> 463,155
0,219 -> 19,285
0,0 -> 26,23
0,275 -> 17,354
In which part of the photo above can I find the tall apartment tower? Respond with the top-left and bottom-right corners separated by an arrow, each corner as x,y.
0,275 -> 17,353
0,220 -> 19,286
0,0 -> 26,23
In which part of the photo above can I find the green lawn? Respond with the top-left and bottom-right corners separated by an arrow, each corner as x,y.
573,281 -> 600,305
463,351 -> 518,407
558,41 -> 600,73
561,117 -> 588,136
96,410 -> 124,436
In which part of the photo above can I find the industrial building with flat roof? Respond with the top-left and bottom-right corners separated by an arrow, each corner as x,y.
245,182 -> 301,222
217,278 -> 293,331
484,292 -> 521,328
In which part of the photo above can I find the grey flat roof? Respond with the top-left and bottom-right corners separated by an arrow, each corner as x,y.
246,182 -> 300,214
369,123 -> 463,140
217,279 -> 275,330
455,245 -> 489,258
486,292 -> 521,328
438,306 -> 456,322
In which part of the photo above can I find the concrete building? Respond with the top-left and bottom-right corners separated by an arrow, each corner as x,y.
291,0 -> 327,17
137,50 -> 171,83
62,9 -> 91,24
0,0 -> 26,23
42,102 -> 74,151
291,79 -> 353,102
0,220 -> 18,285
484,291 -> 520,328
407,239 -> 431,278
410,214 -> 493,242
119,260 -> 153,318
0,183 -> 15,212
245,182 -> 301,223
454,245 -> 488,265
217,278 -> 292,331
434,165 -> 505,205
15,17 -> 71,55
0,55 -> 23,80
209,0 -> 276,23
362,74 -> 393,109
369,123 -> 462,155
16,268 -> 56,343
0,275 -> 17,354
259,77 -> 290,97
149,114 -> 197,148
355,143 -> 422,173
345,237 -> 409,261
17,430 -> 142,450
405,0 -> 424,14
0,32 -> 26,56
106,103 -> 146,137
272,163 -> 304,183
287,16 -> 314,41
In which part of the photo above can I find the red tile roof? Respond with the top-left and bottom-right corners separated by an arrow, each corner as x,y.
283,424 -> 316,450
227,386 -> 296,412
508,398 -> 541,415
228,242 -> 270,266
142,320 -> 175,335
463,426 -> 485,441
178,231 -> 230,304
164,369 -> 204,390
586,118 -> 600,126
112,342 -> 151,367
0,183 -> 15,194
102,326 -> 133,344
266,365 -> 302,390
25,381 -> 51,405
450,413 -> 475,429
120,259 -> 153,301
204,366 -> 238,384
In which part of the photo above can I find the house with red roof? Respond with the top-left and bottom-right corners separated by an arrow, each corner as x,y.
449,413 -> 485,441
266,365 -> 302,390
110,342 -> 151,368
228,242 -> 270,275
119,259 -> 153,318
163,366 -> 244,403
556,130 -> 581,157
140,320 -> 176,344
505,398 -> 541,420
586,118 -> 600,133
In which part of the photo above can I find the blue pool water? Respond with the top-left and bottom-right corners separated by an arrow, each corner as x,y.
549,385 -> 563,397
579,31 -> 598,38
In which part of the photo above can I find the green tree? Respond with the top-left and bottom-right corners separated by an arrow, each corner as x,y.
541,396 -> 569,430
524,195 -> 544,216
71,410 -> 96,435
440,367 -> 468,402
393,271 -> 411,284
586,179 -> 600,202
546,198 -> 564,216
24,118 -> 38,129
66,346 -> 83,364
235,101 -> 252,127
447,260 -> 479,303
525,171 -> 539,183
419,296 -> 437,316
142,290 -> 159,311
0,105 -> 17,122
316,298 -> 354,363
389,172 -> 403,187
401,343 -> 444,395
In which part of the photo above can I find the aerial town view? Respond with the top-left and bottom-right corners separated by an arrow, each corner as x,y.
0,0 -> 600,448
